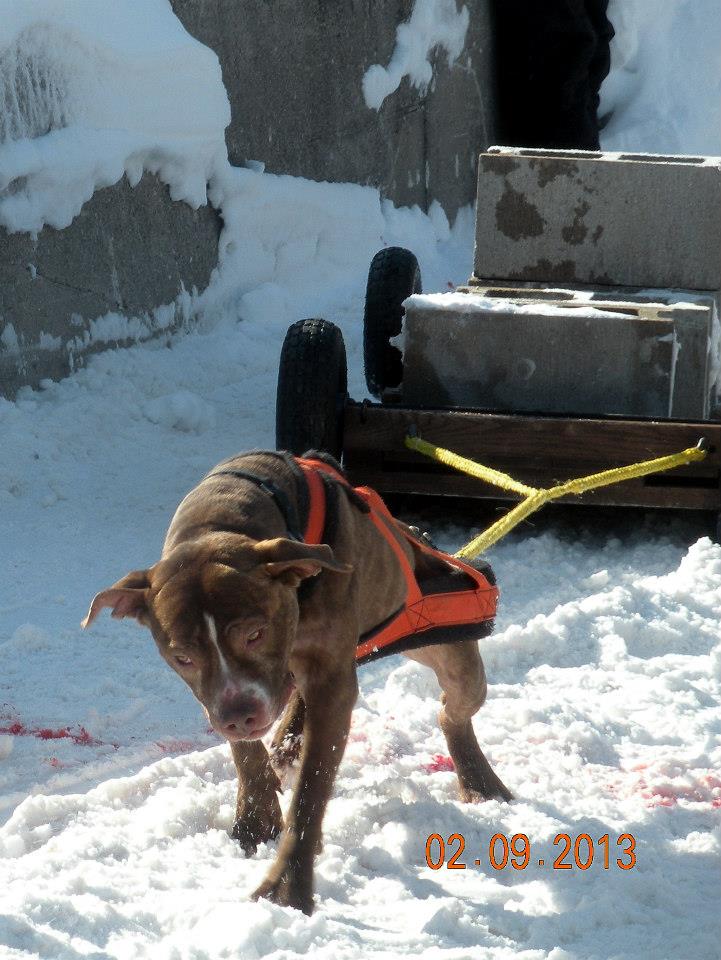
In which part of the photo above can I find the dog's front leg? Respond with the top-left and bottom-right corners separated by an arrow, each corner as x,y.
230,740 -> 284,855
251,664 -> 358,914
269,690 -> 305,783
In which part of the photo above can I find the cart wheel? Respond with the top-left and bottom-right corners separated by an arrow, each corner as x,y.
276,318 -> 347,459
363,246 -> 421,397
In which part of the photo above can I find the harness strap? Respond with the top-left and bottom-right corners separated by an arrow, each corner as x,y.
297,461 -> 419,585
352,485 -> 424,606
208,469 -> 305,542
300,465 -> 327,545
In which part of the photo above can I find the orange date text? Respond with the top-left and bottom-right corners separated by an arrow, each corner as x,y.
424,832 -> 637,871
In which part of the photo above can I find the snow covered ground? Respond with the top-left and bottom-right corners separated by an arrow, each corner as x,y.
1,1 -> 720,958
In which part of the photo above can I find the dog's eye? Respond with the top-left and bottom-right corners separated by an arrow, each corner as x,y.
246,628 -> 263,648
174,654 -> 194,667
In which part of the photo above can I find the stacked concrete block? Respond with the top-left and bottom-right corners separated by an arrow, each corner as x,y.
399,148 -> 721,422
401,291 -> 715,419
472,148 -> 721,291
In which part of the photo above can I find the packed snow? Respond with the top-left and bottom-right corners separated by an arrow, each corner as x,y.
1,0 -> 720,958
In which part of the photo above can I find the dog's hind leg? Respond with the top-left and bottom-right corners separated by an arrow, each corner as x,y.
230,740 -> 284,855
269,690 -> 305,785
406,639 -> 513,803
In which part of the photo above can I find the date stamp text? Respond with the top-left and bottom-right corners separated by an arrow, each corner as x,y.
424,833 -> 637,871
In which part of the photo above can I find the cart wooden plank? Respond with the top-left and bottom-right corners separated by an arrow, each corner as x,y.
343,403 -> 721,510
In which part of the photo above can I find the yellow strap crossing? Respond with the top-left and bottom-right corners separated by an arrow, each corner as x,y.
404,433 -> 707,558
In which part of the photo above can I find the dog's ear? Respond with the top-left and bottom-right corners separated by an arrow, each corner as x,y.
81,569 -> 151,628
254,538 -> 352,586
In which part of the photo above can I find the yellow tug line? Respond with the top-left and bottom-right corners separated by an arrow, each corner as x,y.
404,433 -> 708,558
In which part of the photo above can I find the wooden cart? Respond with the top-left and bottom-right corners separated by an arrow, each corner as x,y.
275,149 -> 721,525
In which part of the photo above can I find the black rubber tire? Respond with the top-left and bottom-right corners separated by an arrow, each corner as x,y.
363,246 -> 421,397
276,318 -> 347,459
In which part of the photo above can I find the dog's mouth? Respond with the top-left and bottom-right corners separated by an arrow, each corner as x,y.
215,674 -> 296,743
235,720 -> 273,742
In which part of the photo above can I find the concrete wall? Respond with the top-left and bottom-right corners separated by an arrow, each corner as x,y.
1,1 -> 496,397
172,0 -> 497,219
0,174 -> 221,397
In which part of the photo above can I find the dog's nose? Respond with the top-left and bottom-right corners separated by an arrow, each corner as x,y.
217,696 -> 270,739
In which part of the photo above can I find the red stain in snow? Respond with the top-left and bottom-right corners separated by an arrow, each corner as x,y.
606,765 -> 721,809
0,714 -> 115,748
2,711 -> 216,758
424,754 -> 455,773
643,793 -> 678,808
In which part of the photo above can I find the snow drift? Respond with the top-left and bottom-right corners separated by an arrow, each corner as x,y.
0,0 -> 229,234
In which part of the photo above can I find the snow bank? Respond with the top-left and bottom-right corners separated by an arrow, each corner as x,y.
202,162 -> 468,330
363,0 -> 470,110
601,0 -> 721,154
0,0 -> 230,233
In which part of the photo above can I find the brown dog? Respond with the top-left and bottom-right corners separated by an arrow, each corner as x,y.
83,451 -> 511,914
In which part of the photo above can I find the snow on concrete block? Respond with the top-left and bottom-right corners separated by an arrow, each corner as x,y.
473,148 -> 721,292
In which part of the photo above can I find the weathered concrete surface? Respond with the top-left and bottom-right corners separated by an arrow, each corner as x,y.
401,294 -> 715,419
473,148 -> 721,290
0,174 -> 221,397
172,0 -> 496,219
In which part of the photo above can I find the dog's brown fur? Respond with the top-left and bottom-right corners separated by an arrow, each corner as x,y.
83,452 -> 511,914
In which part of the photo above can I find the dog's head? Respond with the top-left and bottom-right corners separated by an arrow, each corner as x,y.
82,534 -> 351,741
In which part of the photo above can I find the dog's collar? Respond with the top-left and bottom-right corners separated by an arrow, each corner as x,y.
208,469 -> 305,542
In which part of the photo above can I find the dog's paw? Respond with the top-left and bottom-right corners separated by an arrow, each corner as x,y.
231,816 -> 281,857
251,870 -> 314,915
459,779 -> 513,804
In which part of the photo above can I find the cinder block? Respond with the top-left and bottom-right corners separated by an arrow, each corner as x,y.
473,148 -> 721,291
400,292 -> 714,419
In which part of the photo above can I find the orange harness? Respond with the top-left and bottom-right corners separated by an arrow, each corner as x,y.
295,457 -> 499,665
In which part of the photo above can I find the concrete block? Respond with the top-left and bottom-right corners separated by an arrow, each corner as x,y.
172,0 -> 497,219
400,292 -> 715,419
473,148 -> 721,290
0,173 -> 221,397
